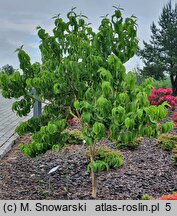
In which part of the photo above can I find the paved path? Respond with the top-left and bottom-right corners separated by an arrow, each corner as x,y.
0,92 -> 32,159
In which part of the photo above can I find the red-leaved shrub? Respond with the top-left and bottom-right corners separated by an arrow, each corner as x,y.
148,88 -> 177,110
156,193 -> 177,200
143,192 -> 177,200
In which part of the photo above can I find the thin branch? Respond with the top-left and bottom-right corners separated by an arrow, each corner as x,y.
68,106 -> 81,122
67,76 -> 81,119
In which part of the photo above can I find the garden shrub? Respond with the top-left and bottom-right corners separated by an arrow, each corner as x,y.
157,133 -> 177,151
148,87 -> 177,109
157,134 -> 177,165
0,9 -> 173,156
0,7 -> 174,198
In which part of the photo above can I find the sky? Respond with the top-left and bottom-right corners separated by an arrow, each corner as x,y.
0,0 -> 174,71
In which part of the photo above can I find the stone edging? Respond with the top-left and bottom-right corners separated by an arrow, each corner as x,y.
0,133 -> 19,159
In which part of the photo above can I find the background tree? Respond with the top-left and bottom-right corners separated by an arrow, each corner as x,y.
139,1 -> 177,95
0,64 -> 15,75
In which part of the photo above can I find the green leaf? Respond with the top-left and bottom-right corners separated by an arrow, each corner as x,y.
162,122 -> 174,133
97,95 -> 109,107
83,135 -> 93,145
81,112 -> 91,123
53,83 -> 61,94
48,123 -> 57,134
101,81 -> 113,97
74,100 -> 80,109
137,109 -> 143,120
112,106 -> 125,119
92,122 -> 105,135
98,67 -> 112,81
124,117 -> 131,129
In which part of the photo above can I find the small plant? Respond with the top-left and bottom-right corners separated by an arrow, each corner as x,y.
115,136 -> 144,149
172,145 -> 177,165
157,133 -> 177,151
148,87 -> 177,110
62,129 -> 83,144
141,194 -> 153,200
157,134 -> 177,165
85,145 -> 123,171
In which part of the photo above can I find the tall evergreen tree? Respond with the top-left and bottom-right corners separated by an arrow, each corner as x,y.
139,1 -> 177,95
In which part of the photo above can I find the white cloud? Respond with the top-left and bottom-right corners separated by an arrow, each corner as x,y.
7,39 -> 39,49
0,19 -> 42,35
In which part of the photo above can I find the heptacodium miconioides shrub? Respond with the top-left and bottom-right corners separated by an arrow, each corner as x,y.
0,7 -> 174,198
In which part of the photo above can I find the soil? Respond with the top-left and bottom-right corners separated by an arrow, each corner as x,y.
0,110 -> 177,200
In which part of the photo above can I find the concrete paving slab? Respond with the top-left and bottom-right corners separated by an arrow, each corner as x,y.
0,91 -> 32,159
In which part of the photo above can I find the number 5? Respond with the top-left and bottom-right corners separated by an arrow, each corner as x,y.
165,203 -> 171,211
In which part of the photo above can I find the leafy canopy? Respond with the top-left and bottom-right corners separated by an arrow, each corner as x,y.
0,7 -> 173,158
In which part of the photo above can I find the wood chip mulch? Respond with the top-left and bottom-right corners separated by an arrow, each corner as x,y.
0,109 -> 177,200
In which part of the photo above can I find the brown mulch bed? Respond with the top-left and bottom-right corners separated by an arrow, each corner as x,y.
0,111 -> 177,200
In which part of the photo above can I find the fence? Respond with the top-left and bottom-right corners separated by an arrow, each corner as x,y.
30,89 -> 42,118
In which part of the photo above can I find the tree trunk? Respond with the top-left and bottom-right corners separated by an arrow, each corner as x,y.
170,75 -> 177,96
172,77 -> 177,96
91,170 -> 97,198
172,86 -> 177,96
90,144 -> 97,198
